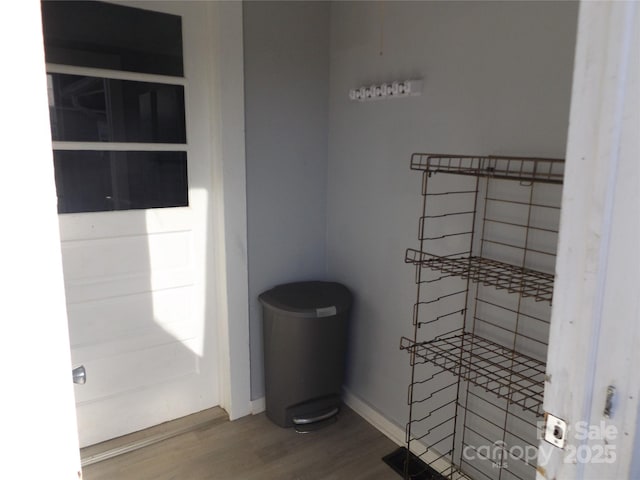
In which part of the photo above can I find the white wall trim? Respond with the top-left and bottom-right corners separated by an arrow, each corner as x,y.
208,1 -> 251,421
250,397 -> 266,415
343,389 -> 461,477
342,389 -> 405,447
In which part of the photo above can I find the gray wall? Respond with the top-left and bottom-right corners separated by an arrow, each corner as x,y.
243,0 -> 579,413
326,1 -> 578,427
243,1 -> 330,400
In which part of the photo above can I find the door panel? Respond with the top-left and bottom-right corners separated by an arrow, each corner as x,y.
61,228 -> 193,302
73,340 -> 200,404
68,288 -> 196,348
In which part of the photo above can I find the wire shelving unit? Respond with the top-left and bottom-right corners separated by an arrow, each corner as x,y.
398,153 -> 564,480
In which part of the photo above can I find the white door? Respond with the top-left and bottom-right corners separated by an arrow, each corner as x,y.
1,0 -> 82,477
46,1 -> 220,447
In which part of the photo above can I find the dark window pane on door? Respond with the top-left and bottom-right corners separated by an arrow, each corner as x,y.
48,74 -> 186,143
41,1 -> 183,77
53,150 -> 188,213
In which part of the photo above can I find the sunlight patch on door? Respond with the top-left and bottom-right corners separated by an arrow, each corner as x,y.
145,189 -> 209,358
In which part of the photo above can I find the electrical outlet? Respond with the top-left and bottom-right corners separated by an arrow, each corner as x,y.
544,413 -> 568,448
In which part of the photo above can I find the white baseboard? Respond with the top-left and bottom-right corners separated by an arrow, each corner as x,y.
342,388 -> 462,478
250,397 -> 266,415
342,388 -> 405,446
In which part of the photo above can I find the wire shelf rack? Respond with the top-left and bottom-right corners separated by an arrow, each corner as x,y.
396,151 -> 563,480
410,154 -> 564,185
401,334 -> 545,416
405,249 -> 555,303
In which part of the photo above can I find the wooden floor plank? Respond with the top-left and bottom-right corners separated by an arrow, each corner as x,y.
82,405 -> 400,479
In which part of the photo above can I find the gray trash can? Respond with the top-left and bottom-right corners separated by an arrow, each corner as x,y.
259,281 -> 352,429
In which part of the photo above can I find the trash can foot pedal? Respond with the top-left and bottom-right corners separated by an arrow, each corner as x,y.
293,406 -> 339,433
294,415 -> 337,434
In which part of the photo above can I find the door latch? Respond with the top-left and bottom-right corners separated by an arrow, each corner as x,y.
72,365 -> 86,385
603,385 -> 615,418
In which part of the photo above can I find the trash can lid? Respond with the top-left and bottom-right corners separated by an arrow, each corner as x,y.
258,281 -> 352,317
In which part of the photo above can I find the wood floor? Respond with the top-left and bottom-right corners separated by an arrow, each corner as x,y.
82,405 -> 400,480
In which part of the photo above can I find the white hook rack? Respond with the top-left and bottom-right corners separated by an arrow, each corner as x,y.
348,79 -> 423,102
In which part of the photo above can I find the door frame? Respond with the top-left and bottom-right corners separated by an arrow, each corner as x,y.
114,0 -> 251,421
205,0 -> 251,420
539,1 -> 639,478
